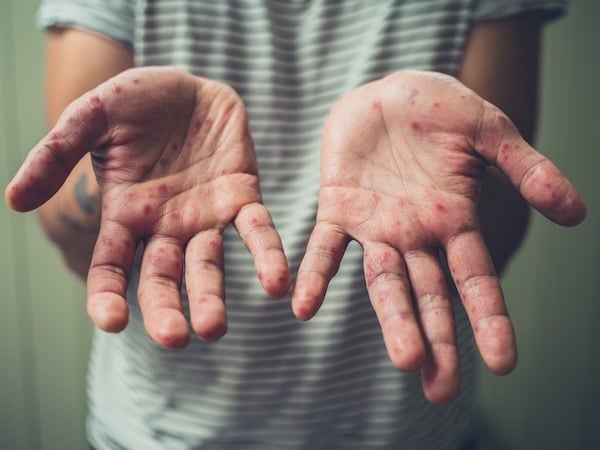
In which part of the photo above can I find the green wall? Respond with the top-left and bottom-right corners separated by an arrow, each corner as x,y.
0,1 -> 598,449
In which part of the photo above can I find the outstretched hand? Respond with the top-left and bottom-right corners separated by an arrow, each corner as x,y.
291,70 -> 586,403
6,67 -> 290,347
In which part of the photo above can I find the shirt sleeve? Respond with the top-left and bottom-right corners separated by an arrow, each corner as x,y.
472,0 -> 568,23
36,0 -> 135,49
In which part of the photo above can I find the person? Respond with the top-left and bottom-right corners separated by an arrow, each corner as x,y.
5,1 -> 587,448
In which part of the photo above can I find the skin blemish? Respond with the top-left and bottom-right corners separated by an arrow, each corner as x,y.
143,203 -> 154,216
499,143 -> 511,163
160,157 -> 171,168
114,85 -> 123,95
435,203 -> 447,213
411,121 -> 421,132
132,78 -> 140,85
89,95 -> 102,112
194,116 -> 206,131
432,102 -> 440,109
371,99 -> 382,114
158,184 -> 168,196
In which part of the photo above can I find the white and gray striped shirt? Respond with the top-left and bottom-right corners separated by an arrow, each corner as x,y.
38,1 -> 565,448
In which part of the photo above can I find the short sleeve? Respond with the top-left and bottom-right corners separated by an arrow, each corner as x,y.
473,0 -> 568,23
36,0 -> 135,48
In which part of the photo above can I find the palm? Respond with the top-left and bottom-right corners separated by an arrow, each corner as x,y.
7,67 -> 290,347
292,71 -> 586,403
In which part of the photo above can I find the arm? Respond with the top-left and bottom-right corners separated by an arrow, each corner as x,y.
459,13 -> 543,274
38,28 -> 133,278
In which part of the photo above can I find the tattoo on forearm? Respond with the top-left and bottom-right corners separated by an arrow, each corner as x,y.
57,173 -> 100,233
75,173 -> 98,215
59,213 -> 99,234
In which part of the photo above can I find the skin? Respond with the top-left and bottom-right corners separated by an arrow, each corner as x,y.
5,16 -> 587,404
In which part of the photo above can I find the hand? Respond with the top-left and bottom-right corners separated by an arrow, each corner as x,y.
6,67 -> 290,348
291,70 -> 586,403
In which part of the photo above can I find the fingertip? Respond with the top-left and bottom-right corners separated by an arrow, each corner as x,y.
476,316 -> 517,375
195,321 -> 228,342
421,346 -> 460,404
189,294 -> 228,341
146,308 -> 190,349
387,333 -> 426,373
484,350 -> 518,376
87,293 -> 129,333
559,190 -> 587,227
258,267 -> 291,299
291,283 -> 322,321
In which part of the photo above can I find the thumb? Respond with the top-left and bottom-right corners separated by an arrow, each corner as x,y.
5,91 -> 108,212
475,104 -> 587,227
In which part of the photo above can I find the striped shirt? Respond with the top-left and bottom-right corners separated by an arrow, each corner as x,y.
38,1 -> 565,449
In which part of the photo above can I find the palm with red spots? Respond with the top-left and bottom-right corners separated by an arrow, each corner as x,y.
292,70 -> 586,403
6,67 -> 290,347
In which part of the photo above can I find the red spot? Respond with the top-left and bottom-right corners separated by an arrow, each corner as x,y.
433,102 -> 440,108
170,211 -> 181,222
435,203 -> 447,213
194,117 -> 206,130
158,184 -> 168,195
499,143 -> 511,163
170,142 -> 178,151
371,99 -> 382,113
143,203 -> 153,215
89,95 -> 102,111
114,85 -> 123,94
411,121 -> 421,132
133,78 -> 140,85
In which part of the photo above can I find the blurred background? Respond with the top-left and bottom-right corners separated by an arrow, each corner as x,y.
1,1 -> 598,449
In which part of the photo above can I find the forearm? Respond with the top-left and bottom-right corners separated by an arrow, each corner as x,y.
459,13 -> 542,274
38,156 -> 100,277
38,27 -> 133,278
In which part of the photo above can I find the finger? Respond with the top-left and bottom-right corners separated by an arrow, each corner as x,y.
86,220 -> 136,333
476,106 -> 586,226
137,235 -> 189,349
6,92 -> 108,212
235,203 -> 290,298
185,229 -> 227,341
291,221 -> 349,320
445,229 -> 517,374
404,249 -> 459,404
363,241 -> 425,372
